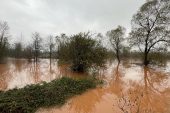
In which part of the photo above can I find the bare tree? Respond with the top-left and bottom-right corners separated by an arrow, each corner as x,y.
56,33 -> 69,47
47,35 -> 55,65
129,0 -> 170,65
106,26 -> 126,63
0,21 -> 9,62
32,32 -> 42,63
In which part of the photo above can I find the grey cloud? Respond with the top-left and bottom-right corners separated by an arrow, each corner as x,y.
0,0 -> 145,43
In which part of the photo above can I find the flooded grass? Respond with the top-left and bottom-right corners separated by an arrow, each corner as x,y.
0,77 -> 101,113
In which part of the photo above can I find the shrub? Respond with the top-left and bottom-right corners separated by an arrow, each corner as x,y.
58,32 -> 108,72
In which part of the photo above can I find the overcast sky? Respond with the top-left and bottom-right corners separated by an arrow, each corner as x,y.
0,0 -> 145,43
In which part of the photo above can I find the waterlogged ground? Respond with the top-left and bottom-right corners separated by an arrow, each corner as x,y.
1,58 -> 170,113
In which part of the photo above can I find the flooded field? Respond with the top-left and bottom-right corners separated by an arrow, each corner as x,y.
1,58 -> 170,113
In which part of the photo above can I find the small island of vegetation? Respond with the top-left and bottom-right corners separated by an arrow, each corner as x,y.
0,77 -> 102,113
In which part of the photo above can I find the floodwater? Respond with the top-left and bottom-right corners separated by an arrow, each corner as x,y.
1,58 -> 170,113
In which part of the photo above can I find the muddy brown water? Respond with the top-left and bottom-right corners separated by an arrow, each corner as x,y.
0,58 -> 170,113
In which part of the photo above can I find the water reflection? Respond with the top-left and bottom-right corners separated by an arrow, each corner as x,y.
115,67 -> 169,113
37,62 -> 170,113
0,58 -> 170,113
0,58 -> 61,90
0,58 -> 92,90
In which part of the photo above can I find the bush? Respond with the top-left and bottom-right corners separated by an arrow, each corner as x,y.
0,77 -> 100,113
58,32 -> 108,72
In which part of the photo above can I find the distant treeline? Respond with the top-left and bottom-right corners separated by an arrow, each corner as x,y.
0,0 -> 170,70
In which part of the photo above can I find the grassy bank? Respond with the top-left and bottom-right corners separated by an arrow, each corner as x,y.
0,77 -> 101,113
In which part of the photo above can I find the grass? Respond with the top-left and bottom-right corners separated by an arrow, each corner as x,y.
0,77 -> 101,113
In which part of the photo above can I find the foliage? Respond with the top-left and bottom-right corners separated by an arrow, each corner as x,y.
58,32 -> 108,72
0,77 -> 100,113
12,42 -> 23,58
148,52 -> 168,65
121,46 -> 130,59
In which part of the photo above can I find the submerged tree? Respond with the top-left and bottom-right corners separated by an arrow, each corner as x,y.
14,42 -> 22,58
58,32 -> 107,72
46,35 -> 55,65
0,21 -> 9,63
24,44 -> 33,62
129,0 -> 170,65
56,33 -> 69,60
106,26 -> 126,63
32,32 -> 42,63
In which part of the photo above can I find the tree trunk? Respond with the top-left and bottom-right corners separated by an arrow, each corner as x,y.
144,37 -> 149,66
116,49 -> 120,63
144,51 -> 149,66
50,46 -> 52,66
